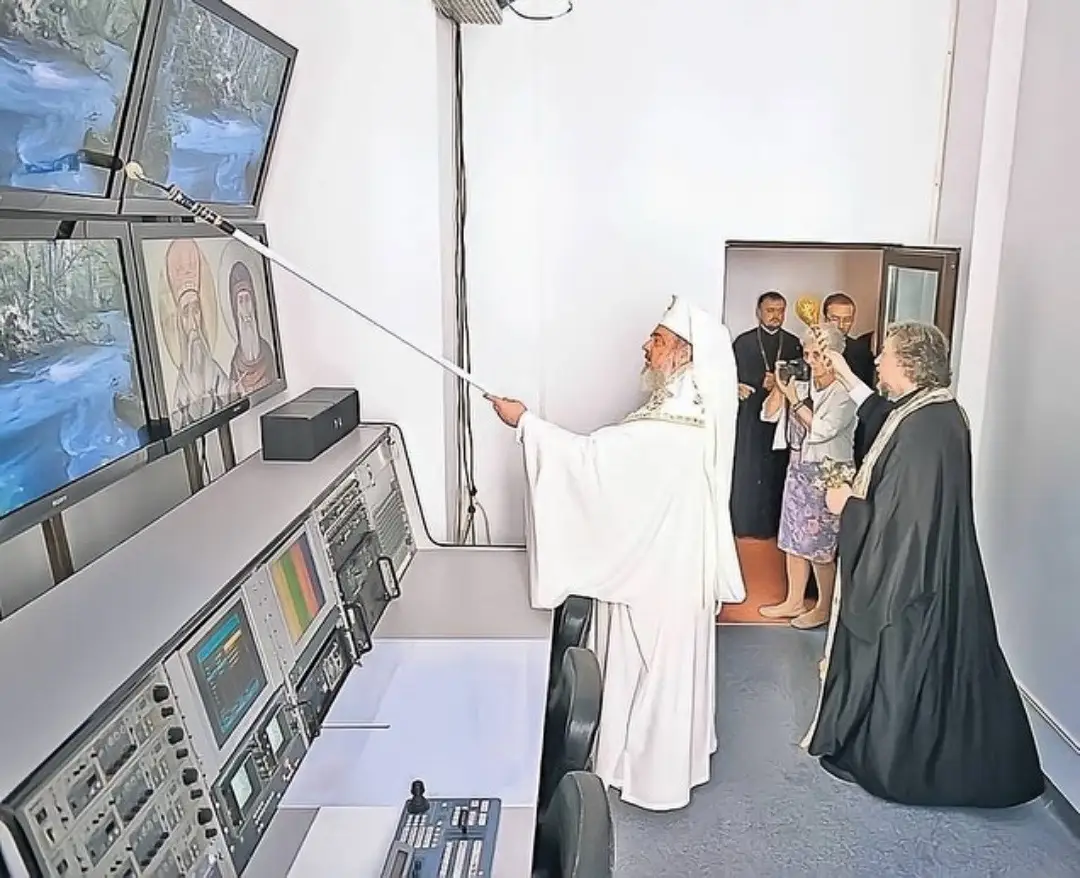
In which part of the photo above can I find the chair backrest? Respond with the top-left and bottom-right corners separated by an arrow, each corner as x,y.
551,597 -> 593,678
540,646 -> 602,812
534,771 -> 614,878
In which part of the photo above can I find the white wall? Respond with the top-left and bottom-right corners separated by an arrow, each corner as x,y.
723,249 -> 882,339
960,0 -> 1080,808
0,0 -> 451,615
462,0 -> 957,542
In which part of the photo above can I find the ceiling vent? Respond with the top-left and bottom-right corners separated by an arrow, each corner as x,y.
433,0 -> 506,25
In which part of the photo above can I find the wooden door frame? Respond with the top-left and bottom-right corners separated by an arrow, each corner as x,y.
877,247 -> 960,342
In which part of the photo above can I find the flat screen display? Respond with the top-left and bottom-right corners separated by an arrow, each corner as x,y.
137,232 -> 281,432
269,530 -> 328,645
229,756 -> 255,812
130,0 -> 291,207
188,601 -> 267,748
0,237 -> 151,521
0,0 -> 150,197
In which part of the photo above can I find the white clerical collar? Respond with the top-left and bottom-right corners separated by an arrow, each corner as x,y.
759,324 -> 780,335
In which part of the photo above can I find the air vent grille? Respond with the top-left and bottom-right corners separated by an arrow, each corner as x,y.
433,0 -> 504,25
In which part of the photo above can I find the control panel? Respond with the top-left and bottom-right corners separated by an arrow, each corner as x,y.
6,670 -> 232,878
290,615 -> 351,738
381,782 -> 500,878
315,439 -> 414,655
359,437 -> 415,579
209,692 -> 304,875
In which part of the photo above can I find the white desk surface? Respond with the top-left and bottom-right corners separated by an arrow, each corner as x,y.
378,549 -> 549,641
321,638 -> 550,732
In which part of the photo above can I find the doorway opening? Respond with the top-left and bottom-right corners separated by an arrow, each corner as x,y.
718,240 -> 960,625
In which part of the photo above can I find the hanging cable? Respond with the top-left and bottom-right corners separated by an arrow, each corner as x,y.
507,1 -> 573,22
451,22 -> 491,545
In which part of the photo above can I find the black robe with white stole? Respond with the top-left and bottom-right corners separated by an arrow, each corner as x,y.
803,389 -> 1044,808
730,327 -> 803,538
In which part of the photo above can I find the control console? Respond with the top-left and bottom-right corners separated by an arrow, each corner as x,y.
289,613 -> 351,738
209,692 -> 304,874
3,670 -> 231,878
315,438 -> 414,655
380,781 -> 500,878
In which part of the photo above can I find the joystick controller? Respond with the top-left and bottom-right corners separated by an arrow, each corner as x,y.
406,779 -> 429,815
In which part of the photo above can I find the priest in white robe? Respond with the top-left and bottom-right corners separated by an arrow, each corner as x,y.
486,296 -> 745,811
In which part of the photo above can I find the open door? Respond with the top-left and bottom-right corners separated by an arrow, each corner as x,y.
877,247 -> 960,342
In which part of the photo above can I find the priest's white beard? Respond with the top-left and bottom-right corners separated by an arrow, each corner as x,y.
640,366 -> 671,394
239,316 -> 261,362
184,330 -> 216,392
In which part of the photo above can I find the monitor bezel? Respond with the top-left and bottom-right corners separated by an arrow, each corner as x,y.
164,586 -> 283,773
127,218 -> 287,453
256,517 -> 340,672
118,0 -> 298,220
0,217 -> 167,544
0,0 -> 165,218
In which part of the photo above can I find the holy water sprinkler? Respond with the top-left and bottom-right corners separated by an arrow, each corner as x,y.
122,162 -> 499,397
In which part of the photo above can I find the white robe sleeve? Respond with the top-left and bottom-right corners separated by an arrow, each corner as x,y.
516,411 -> 709,612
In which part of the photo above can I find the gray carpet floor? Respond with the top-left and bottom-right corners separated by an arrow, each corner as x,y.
609,625 -> 1080,877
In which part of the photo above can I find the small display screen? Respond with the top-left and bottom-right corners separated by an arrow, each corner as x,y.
229,759 -> 255,813
265,715 -> 284,756
269,530 -> 328,644
187,601 -> 267,747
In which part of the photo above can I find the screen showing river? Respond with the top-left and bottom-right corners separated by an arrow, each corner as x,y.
0,238 -> 151,521
131,0 -> 290,206
0,0 -> 149,197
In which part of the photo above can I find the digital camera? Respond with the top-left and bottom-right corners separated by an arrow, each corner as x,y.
777,359 -> 810,383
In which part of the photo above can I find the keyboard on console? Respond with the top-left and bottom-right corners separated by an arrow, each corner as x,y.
379,780 -> 501,878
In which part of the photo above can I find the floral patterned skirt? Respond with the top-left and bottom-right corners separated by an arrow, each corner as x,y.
777,459 -> 840,564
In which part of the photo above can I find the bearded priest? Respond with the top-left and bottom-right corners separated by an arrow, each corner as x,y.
486,296 -> 746,812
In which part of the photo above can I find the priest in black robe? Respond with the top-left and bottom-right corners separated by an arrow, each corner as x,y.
730,291 -> 802,538
801,321 -> 1043,808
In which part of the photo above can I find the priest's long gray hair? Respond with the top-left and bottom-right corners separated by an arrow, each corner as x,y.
886,321 -> 952,389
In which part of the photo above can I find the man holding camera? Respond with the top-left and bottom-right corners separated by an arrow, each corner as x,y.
731,291 -> 803,539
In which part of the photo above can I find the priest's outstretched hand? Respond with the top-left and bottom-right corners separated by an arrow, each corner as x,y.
486,395 -> 527,428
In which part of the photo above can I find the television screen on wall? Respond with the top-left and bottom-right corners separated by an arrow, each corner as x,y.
0,0 -> 158,215
129,220 -> 286,450
121,0 -> 296,218
0,219 -> 162,542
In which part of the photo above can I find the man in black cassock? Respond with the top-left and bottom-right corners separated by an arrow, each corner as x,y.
730,291 -> 802,538
801,322 -> 1043,808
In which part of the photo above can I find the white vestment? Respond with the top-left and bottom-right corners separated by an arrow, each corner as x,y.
517,297 -> 744,811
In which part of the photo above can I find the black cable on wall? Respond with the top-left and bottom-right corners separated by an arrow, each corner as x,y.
451,21 -> 490,545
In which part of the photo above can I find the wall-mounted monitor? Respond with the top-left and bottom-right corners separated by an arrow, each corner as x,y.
164,588 -> 283,771
129,219 -> 285,451
0,219 -> 162,543
120,0 -> 296,218
0,0 -> 159,216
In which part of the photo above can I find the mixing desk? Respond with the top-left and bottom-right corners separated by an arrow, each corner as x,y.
380,782 -> 500,878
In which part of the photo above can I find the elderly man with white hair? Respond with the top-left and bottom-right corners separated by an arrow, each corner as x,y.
486,296 -> 745,812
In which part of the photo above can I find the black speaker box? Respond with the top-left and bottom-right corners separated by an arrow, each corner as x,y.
261,387 -> 360,462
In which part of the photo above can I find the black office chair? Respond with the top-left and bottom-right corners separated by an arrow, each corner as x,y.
539,646 -> 602,815
533,771 -> 614,878
550,596 -> 593,683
